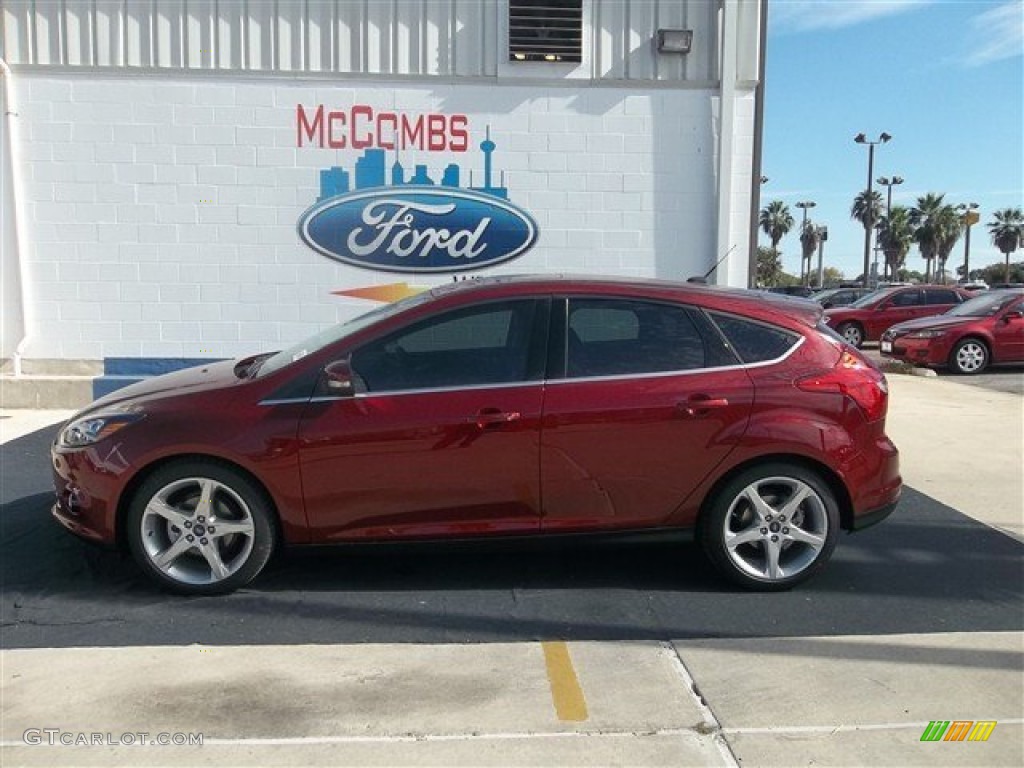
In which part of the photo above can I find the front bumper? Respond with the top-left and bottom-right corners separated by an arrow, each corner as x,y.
880,335 -> 949,366
51,443 -> 124,546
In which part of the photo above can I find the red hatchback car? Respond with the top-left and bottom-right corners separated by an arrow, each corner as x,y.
51,276 -> 901,594
824,285 -> 973,348
880,289 -> 1024,374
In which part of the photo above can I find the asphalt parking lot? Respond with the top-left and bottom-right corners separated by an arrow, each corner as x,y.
2,372 -> 1022,766
861,344 -> 1024,395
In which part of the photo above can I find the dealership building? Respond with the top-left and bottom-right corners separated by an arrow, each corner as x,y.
1,0 -> 765,405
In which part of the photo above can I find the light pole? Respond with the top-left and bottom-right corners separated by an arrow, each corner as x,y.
854,132 -> 891,287
816,226 -> 828,288
795,200 -> 816,285
957,203 -> 980,283
877,175 -> 904,280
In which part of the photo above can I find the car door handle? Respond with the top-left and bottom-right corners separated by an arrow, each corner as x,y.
470,409 -> 522,429
678,396 -> 730,418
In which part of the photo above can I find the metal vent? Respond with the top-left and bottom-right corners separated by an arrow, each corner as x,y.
509,0 -> 583,63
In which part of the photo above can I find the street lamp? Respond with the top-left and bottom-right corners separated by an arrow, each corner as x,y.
816,226 -> 828,289
877,176 -> 904,215
957,202 -> 980,283
796,201 -> 816,284
854,132 -> 892,287
876,176 -> 904,279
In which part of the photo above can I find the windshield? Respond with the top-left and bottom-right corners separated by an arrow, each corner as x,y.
254,290 -> 435,378
848,289 -> 892,309
946,291 -> 1023,318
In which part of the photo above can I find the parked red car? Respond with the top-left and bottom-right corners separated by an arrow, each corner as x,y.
880,289 -> 1024,374
51,276 -> 901,594
824,285 -> 973,347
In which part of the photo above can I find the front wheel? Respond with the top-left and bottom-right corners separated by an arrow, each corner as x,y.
126,461 -> 277,595
701,463 -> 840,591
949,338 -> 989,375
836,322 -> 864,348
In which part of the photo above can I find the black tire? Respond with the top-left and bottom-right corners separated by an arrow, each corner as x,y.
836,322 -> 864,348
126,460 -> 277,595
701,463 -> 840,591
948,337 -> 989,375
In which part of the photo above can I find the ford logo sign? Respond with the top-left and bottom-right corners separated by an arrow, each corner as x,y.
298,187 -> 538,274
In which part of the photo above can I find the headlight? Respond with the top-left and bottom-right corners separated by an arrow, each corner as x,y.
906,329 -> 946,339
59,412 -> 144,448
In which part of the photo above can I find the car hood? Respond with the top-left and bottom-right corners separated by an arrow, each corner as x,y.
823,306 -> 865,321
887,315 -> 977,334
85,359 -> 245,413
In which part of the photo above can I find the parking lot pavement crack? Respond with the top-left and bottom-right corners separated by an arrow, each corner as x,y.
0,617 -> 126,629
662,642 -> 740,768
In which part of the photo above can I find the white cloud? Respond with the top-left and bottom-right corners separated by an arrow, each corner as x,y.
963,2 -> 1024,66
769,0 -> 932,34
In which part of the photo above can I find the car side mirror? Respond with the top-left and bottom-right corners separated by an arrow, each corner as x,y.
323,359 -> 356,397
1003,310 -> 1024,323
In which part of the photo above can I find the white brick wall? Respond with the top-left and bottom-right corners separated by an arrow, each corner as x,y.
13,72 -> 749,361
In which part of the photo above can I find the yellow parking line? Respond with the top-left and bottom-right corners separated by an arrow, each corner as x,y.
541,641 -> 589,722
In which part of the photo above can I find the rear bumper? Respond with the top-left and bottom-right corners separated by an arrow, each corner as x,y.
849,496 -> 899,531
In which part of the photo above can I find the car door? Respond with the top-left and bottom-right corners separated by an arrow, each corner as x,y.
992,300 -> 1024,362
539,297 -> 754,532
869,289 -> 924,338
296,298 -> 547,542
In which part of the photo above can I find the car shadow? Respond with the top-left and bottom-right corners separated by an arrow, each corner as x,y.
2,426 -> 1022,648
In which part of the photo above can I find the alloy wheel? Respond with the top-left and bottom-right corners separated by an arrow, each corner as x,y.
139,476 -> 257,586
953,340 -> 987,374
721,476 -> 829,582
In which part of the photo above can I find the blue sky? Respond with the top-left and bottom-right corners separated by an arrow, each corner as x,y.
762,0 -> 1023,280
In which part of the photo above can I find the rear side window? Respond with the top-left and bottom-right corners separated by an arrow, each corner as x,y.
708,313 -> 800,364
925,289 -> 960,305
566,299 -> 707,377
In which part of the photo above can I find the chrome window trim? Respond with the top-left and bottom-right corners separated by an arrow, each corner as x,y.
257,336 -> 804,405
547,334 -> 805,386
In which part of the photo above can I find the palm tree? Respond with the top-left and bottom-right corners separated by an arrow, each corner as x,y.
850,190 -> 883,283
759,201 -> 794,257
988,208 -> 1024,283
911,193 -> 948,282
877,205 -> 914,279
932,205 -> 963,284
851,190 -> 883,234
799,221 -> 821,286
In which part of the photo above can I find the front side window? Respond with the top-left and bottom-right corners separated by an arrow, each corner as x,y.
889,290 -> 922,307
350,300 -> 538,393
565,299 -> 708,378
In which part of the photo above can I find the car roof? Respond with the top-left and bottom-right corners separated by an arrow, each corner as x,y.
429,274 -> 824,328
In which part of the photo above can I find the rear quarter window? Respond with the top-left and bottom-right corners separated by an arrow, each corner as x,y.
708,312 -> 801,364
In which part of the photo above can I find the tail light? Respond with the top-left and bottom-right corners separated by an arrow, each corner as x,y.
796,349 -> 888,421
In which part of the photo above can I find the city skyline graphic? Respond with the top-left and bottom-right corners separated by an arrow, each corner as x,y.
317,127 -> 509,202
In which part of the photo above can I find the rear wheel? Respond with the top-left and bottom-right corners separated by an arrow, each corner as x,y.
949,338 -> 989,374
836,322 -> 864,348
126,461 -> 276,595
701,463 -> 840,591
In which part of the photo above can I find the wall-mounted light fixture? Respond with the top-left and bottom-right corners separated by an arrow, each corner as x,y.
656,29 -> 693,54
